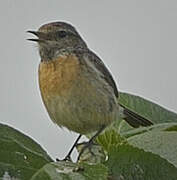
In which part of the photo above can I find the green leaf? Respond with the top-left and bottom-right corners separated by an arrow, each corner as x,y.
31,161 -> 108,180
128,131 -> 177,167
116,92 -> 177,133
96,129 -> 127,152
122,122 -> 177,138
105,144 -> 177,180
0,123 -> 52,180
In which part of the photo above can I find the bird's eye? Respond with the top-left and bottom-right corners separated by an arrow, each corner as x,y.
56,30 -> 67,38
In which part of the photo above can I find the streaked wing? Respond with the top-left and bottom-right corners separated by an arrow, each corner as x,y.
85,50 -> 119,98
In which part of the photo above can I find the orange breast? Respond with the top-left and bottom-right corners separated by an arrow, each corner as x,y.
38,54 -> 80,100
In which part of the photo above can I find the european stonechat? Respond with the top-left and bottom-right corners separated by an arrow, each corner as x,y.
28,21 -> 152,161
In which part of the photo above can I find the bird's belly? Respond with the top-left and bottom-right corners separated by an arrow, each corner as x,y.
39,55 -> 118,134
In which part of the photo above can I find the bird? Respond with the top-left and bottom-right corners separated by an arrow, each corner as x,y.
27,21 -> 153,161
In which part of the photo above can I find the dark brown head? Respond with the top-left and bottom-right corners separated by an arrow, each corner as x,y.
28,22 -> 87,61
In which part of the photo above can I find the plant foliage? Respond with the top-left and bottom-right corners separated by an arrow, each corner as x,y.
1,92 -> 177,179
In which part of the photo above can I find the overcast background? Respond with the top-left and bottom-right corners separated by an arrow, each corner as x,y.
0,0 -> 177,160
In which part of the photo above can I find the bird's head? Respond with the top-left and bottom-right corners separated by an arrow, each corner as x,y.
28,22 -> 87,61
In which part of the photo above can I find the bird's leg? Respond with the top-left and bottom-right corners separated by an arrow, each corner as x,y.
64,134 -> 82,161
57,134 -> 82,162
77,125 -> 106,161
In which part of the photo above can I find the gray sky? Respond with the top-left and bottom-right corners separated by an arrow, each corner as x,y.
0,0 -> 177,160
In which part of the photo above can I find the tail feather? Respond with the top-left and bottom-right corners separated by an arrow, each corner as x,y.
119,104 -> 153,128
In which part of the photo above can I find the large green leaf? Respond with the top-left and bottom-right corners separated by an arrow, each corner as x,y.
31,161 -> 108,180
119,92 -> 177,123
122,122 -> 177,138
128,131 -> 177,168
105,144 -> 177,180
116,92 -> 177,133
0,123 -> 52,180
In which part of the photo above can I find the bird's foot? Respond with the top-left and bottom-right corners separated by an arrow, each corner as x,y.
63,155 -> 72,162
56,155 -> 72,162
77,140 -> 96,161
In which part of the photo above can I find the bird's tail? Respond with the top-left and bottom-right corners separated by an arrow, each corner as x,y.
119,104 -> 153,127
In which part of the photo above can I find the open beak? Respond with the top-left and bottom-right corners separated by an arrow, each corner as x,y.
27,30 -> 45,43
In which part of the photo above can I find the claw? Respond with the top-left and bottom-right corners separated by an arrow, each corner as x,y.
77,140 -> 95,161
56,155 -> 72,162
63,155 -> 72,162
